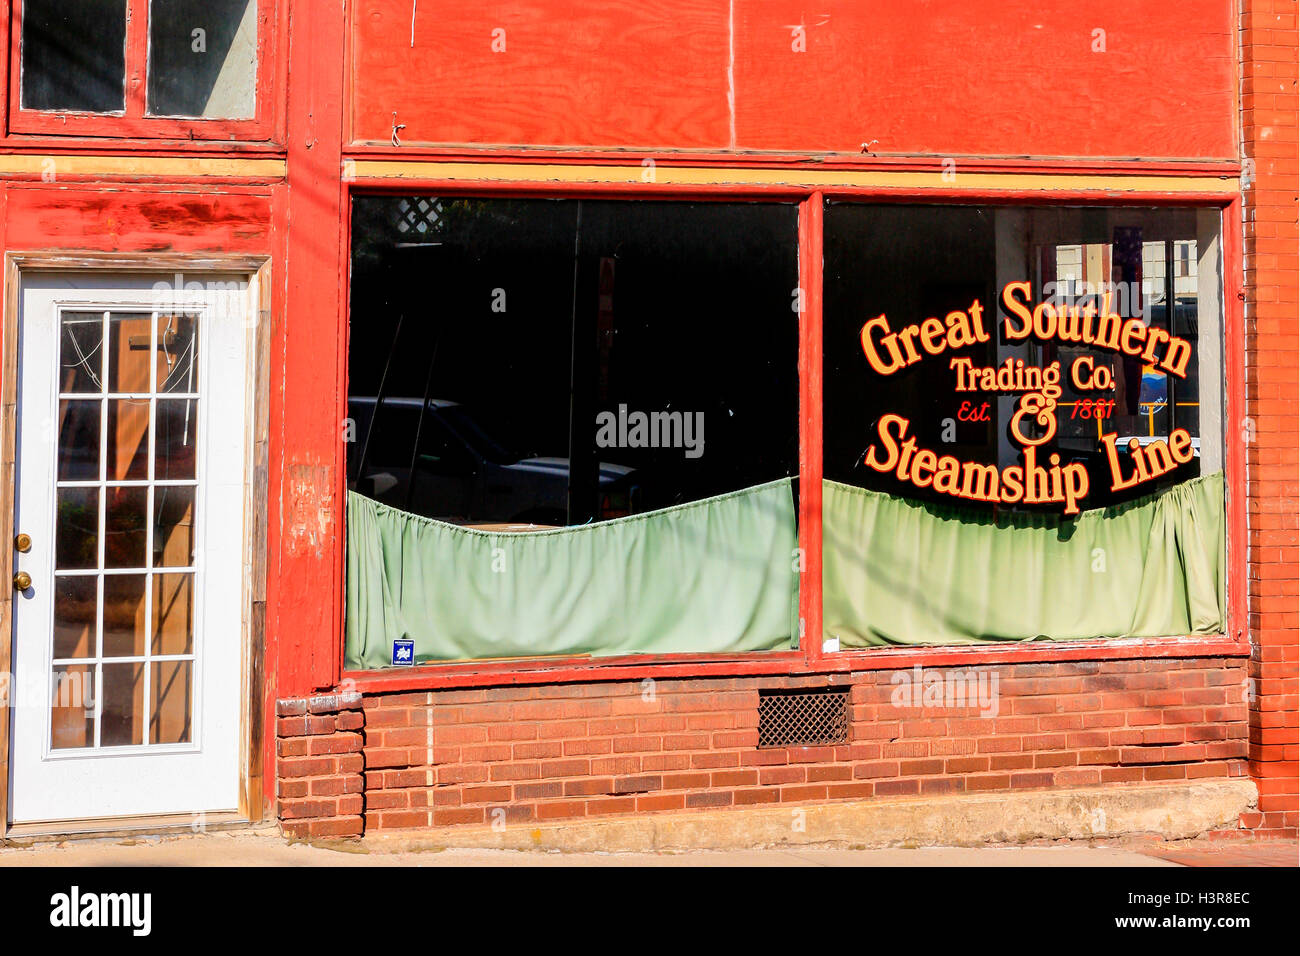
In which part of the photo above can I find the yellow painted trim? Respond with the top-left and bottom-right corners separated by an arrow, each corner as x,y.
0,155 -> 286,179
350,161 -> 1239,194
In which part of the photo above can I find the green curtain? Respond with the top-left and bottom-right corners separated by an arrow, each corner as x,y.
345,478 -> 799,668
822,471 -> 1225,647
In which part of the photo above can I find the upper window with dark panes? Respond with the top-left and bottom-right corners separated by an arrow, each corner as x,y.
15,0 -> 261,133
348,197 -> 799,529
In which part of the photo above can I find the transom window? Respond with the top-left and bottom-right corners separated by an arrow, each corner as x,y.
10,0 -> 273,139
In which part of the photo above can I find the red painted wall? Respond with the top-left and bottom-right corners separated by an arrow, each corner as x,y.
350,0 -> 1237,159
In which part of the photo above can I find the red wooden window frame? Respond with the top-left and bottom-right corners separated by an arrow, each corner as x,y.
7,0 -> 279,140
337,183 -> 1248,695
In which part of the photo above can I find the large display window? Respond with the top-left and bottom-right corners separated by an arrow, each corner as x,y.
343,196 -> 1230,670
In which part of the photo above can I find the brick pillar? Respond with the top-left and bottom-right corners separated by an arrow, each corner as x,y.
1241,0 -> 1299,837
276,692 -> 366,839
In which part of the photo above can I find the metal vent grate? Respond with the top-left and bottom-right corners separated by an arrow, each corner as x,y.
758,689 -> 849,748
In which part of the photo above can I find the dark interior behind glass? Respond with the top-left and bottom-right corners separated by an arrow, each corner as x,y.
349,197 -> 799,527
825,204 -> 1211,510
21,0 -> 128,113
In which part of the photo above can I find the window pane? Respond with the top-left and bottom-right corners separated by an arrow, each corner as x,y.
104,486 -> 149,569
107,313 -> 154,393
150,661 -> 193,744
21,0 -> 127,113
56,486 -> 100,570
157,314 -> 200,393
151,572 -> 194,655
106,399 -> 151,480
147,0 -> 257,118
824,204 -> 1212,512
53,576 -> 98,660
59,312 -> 105,394
349,197 -> 799,527
103,573 -> 148,657
57,400 -> 102,481
50,665 -> 95,750
155,399 -> 198,480
100,662 -> 144,746
153,485 -> 196,567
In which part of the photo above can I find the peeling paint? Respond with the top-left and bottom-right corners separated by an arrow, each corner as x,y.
285,462 -> 335,559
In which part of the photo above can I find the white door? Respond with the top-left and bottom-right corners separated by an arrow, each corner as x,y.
9,273 -> 251,824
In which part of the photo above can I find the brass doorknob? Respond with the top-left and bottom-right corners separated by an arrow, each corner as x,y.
14,533 -> 31,553
13,571 -> 31,591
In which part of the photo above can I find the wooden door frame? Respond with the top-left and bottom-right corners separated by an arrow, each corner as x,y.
0,252 -> 271,838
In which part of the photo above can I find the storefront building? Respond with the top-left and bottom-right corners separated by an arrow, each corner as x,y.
0,1 -> 1295,841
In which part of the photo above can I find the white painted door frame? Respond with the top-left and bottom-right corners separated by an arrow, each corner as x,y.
1,256 -> 269,833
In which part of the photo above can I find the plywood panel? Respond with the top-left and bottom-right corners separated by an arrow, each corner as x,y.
350,0 -> 731,149
732,0 -> 1234,159
350,0 -> 1236,160
1,185 -> 273,253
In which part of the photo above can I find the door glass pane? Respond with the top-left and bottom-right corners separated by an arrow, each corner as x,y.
153,485 -> 196,566
101,662 -> 145,746
155,400 -> 198,480
106,398 -> 151,480
107,313 -> 154,393
50,665 -> 95,750
20,0 -> 128,113
147,0 -> 258,119
104,486 -> 149,568
150,662 -> 193,744
55,486 -> 100,570
102,574 -> 148,657
157,314 -> 200,393
57,400 -> 102,480
53,576 -> 98,659
152,573 -> 194,655
59,312 -> 105,393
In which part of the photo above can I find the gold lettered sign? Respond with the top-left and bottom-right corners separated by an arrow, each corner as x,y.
859,282 -> 1196,516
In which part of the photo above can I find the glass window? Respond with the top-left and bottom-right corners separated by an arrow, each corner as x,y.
20,0 -> 127,113
147,0 -> 258,118
18,0 -> 258,122
825,204 -> 1219,513
348,197 -> 799,528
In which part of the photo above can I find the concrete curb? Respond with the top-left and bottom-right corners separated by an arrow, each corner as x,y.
359,780 -> 1258,853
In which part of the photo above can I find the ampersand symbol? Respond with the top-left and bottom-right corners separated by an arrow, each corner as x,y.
1010,392 -> 1058,447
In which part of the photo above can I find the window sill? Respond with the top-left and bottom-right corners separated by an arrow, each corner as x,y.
1,134 -> 286,155
341,634 -> 1245,694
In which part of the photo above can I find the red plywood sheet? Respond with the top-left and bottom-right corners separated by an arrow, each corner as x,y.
350,0 -> 732,149
350,0 -> 1236,160
732,0 -> 1236,159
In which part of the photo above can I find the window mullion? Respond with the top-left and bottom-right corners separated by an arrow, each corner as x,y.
124,0 -> 151,118
797,192 -> 825,665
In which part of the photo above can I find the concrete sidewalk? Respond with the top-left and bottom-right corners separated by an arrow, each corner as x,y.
0,830 -> 1194,866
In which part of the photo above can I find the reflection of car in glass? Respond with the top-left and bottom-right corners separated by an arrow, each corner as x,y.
347,396 -> 640,527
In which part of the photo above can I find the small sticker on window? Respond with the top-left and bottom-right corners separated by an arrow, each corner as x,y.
392,639 -> 415,666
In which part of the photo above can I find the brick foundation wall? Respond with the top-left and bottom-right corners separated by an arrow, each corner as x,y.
276,657 -> 1250,835
1241,0 -> 1299,837
276,692 -> 366,839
